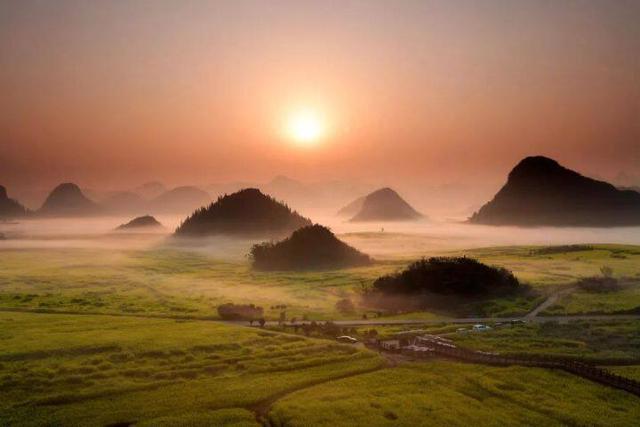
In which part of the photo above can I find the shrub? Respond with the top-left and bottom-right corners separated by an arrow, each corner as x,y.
370,257 -> 519,296
217,303 -> 264,320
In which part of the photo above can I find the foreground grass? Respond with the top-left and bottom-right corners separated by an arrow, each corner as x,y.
269,361 -> 640,426
0,312 -> 383,426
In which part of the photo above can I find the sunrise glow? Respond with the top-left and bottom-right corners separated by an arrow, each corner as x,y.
286,109 -> 325,146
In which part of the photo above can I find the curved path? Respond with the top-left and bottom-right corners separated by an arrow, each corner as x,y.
524,286 -> 576,320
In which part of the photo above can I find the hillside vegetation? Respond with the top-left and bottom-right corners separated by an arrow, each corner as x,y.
175,188 -> 311,238
250,225 -> 372,271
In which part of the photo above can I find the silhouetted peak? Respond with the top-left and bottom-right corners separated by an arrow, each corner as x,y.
367,187 -> 402,199
470,156 -> 640,226
350,187 -> 422,222
175,188 -> 312,237
235,188 -> 263,196
508,156 -> 567,181
0,185 -> 28,218
38,182 -> 101,216
49,183 -> 84,198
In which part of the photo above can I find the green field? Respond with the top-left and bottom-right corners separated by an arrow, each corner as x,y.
269,361 -> 640,426
544,284 -> 640,315
449,320 -> 640,361
0,312 -> 383,426
1,243 -> 640,426
1,243 -> 639,320
349,319 -> 640,362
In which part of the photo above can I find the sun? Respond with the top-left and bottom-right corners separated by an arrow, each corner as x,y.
286,109 -> 325,146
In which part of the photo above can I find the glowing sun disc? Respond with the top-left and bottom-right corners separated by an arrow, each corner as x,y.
287,110 -> 325,145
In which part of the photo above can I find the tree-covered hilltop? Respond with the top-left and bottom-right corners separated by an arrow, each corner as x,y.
175,188 -> 311,238
250,224 -> 372,271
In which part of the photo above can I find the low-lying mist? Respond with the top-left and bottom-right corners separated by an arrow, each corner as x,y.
2,209 -> 640,261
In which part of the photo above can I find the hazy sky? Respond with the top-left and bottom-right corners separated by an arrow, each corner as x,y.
1,0 -> 639,191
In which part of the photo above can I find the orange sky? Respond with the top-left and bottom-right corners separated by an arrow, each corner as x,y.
1,0 -> 639,192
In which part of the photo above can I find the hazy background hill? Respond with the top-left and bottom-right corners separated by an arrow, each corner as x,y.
37,183 -> 104,217
147,186 -> 211,214
350,188 -> 423,222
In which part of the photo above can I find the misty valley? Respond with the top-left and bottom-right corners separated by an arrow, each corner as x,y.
2,1 -> 640,424
1,156 -> 640,426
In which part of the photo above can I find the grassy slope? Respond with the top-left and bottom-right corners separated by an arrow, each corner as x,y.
269,361 -> 640,427
0,244 -> 639,320
450,244 -> 640,316
0,248 -> 396,320
0,312 -> 383,426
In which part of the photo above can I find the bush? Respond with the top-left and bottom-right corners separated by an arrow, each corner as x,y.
370,257 -> 519,296
217,303 -> 264,320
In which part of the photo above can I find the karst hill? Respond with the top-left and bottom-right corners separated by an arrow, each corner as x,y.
37,183 -> 103,217
250,224 -> 372,270
174,188 -> 312,238
348,188 -> 422,222
0,186 -> 28,219
470,156 -> 640,226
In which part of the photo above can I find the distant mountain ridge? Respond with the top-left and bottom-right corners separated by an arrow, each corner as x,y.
349,188 -> 422,222
470,156 -> 640,226
175,188 -> 312,238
